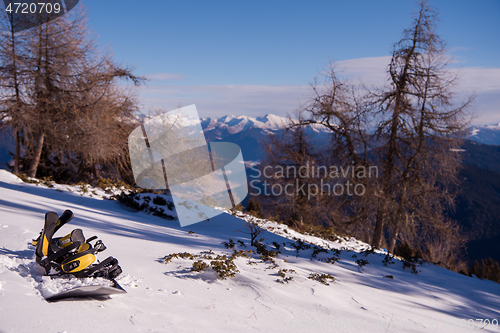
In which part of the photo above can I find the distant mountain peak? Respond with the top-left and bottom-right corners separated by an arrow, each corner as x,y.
468,124 -> 500,146
201,114 -> 291,135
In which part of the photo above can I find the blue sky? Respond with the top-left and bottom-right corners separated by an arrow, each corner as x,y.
84,0 -> 500,123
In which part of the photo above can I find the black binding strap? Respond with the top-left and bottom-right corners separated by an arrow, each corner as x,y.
54,210 -> 74,233
86,236 -> 98,243
73,256 -> 115,278
39,242 -> 81,268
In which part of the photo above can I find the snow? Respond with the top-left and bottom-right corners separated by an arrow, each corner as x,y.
202,114 -> 294,135
202,115 -> 500,146
0,169 -> 499,332
468,124 -> 500,145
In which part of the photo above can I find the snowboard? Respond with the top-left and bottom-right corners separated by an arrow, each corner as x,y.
45,281 -> 126,301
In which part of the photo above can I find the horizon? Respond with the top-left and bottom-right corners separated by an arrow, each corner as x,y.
81,0 -> 499,125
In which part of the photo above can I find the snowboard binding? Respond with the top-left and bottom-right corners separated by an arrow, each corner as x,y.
33,210 -> 122,280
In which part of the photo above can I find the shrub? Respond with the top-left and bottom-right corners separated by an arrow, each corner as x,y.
242,220 -> 264,246
164,252 -> 198,264
222,239 -> 236,249
382,254 -> 395,266
210,255 -> 239,279
117,192 -> 175,219
17,173 -> 39,184
148,205 -> 175,220
402,260 -> 420,274
230,249 -> 253,260
395,241 -> 423,261
469,258 -> 500,283
230,204 -> 244,215
246,198 -> 264,218
356,259 -> 369,267
276,276 -> 294,284
153,196 -> 167,206
97,178 -> 133,191
254,241 -> 278,261
361,248 -> 375,257
312,246 -> 328,258
332,249 -> 341,256
319,256 -> 340,264
308,273 -> 335,285
41,176 -> 54,188
290,239 -> 311,253
191,260 -> 208,272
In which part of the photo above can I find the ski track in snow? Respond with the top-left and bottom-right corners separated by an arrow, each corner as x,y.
0,169 -> 499,333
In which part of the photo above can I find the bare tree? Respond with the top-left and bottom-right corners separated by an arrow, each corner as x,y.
241,220 -> 264,247
0,10 -> 29,174
260,117 -> 320,227
295,67 -> 377,238
0,5 -> 142,180
370,1 -> 473,249
260,1 -> 472,259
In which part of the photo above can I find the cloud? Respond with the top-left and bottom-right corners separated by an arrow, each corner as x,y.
137,57 -> 499,124
144,73 -> 184,81
457,67 -> 500,93
336,56 -> 392,85
138,84 -> 310,118
332,56 -> 500,123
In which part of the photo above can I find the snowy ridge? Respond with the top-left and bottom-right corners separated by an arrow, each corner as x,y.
201,113 -> 329,140
0,170 -> 499,332
201,114 -> 292,137
468,123 -> 500,145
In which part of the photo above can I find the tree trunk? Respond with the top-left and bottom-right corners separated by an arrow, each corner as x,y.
14,129 -> 20,174
27,130 -> 44,178
388,226 -> 399,253
93,162 -> 101,180
371,208 -> 384,248
364,229 -> 370,244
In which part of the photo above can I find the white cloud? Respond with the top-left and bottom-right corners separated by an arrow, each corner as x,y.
323,56 -> 500,123
457,67 -> 500,92
138,84 -> 310,118
336,56 -> 392,85
137,57 -> 499,124
336,56 -> 500,92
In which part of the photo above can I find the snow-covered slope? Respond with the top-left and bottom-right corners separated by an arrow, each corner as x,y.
0,170 -> 499,333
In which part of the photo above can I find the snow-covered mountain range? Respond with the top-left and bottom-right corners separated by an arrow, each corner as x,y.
200,114 -> 500,163
202,114 -> 500,146
201,114 -> 331,162
1,115 -> 499,171
201,114 -> 292,140
468,123 -> 500,146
